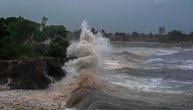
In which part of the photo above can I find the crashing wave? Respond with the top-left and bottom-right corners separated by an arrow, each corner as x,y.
1,21 -> 193,110
53,20 -> 112,104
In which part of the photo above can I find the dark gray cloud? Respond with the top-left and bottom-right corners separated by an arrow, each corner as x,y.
0,0 -> 193,33
153,0 -> 166,7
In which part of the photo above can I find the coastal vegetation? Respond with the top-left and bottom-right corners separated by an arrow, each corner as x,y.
1,16 -> 193,60
0,17 -> 69,60
104,30 -> 193,43
69,28 -> 193,45
0,17 -> 69,89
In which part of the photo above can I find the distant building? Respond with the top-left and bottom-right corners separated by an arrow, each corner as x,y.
159,27 -> 166,35
40,17 -> 48,31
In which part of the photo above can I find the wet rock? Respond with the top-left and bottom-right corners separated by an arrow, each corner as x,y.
0,58 -> 66,90
8,59 -> 49,89
0,85 -> 9,91
46,59 -> 66,81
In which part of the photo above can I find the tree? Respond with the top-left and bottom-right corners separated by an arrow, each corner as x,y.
43,25 -> 68,39
0,17 -> 70,59
47,37 -> 69,58
0,23 -> 9,40
132,31 -> 139,36
0,23 -> 11,59
8,20 -> 37,43
33,31 -> 47,42
16,42 -> 38,59
167,30 -> 186,42
189,32 -> 193,42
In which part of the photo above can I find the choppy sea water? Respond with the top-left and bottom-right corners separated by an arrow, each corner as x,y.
105,43 -> 193,92
68,43 -> 193,110
0,22 -> 193,110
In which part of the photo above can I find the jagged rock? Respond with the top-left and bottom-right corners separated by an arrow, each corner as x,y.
46,59 -> 66,81
0,85 -> 9,91
0,58 -> 66,90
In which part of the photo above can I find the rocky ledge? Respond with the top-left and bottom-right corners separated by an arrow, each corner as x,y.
0,58 -> 66,90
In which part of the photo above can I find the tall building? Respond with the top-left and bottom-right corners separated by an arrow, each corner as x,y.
159,27 -> 166,35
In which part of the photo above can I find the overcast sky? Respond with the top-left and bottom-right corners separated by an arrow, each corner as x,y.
0,0 -> 193,33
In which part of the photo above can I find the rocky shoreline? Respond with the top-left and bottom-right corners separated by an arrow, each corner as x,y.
0,58 -> 67,90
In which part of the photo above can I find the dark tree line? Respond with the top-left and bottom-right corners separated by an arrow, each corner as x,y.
104,30 -> 193,43
0,17 -> 69,60
70,28 -> 193,44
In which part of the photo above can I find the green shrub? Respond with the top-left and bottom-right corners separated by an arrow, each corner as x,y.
33,31 -> 47,42
0,17 -> 69,59
47,37 -> 69,58
16,43 -> 39,59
